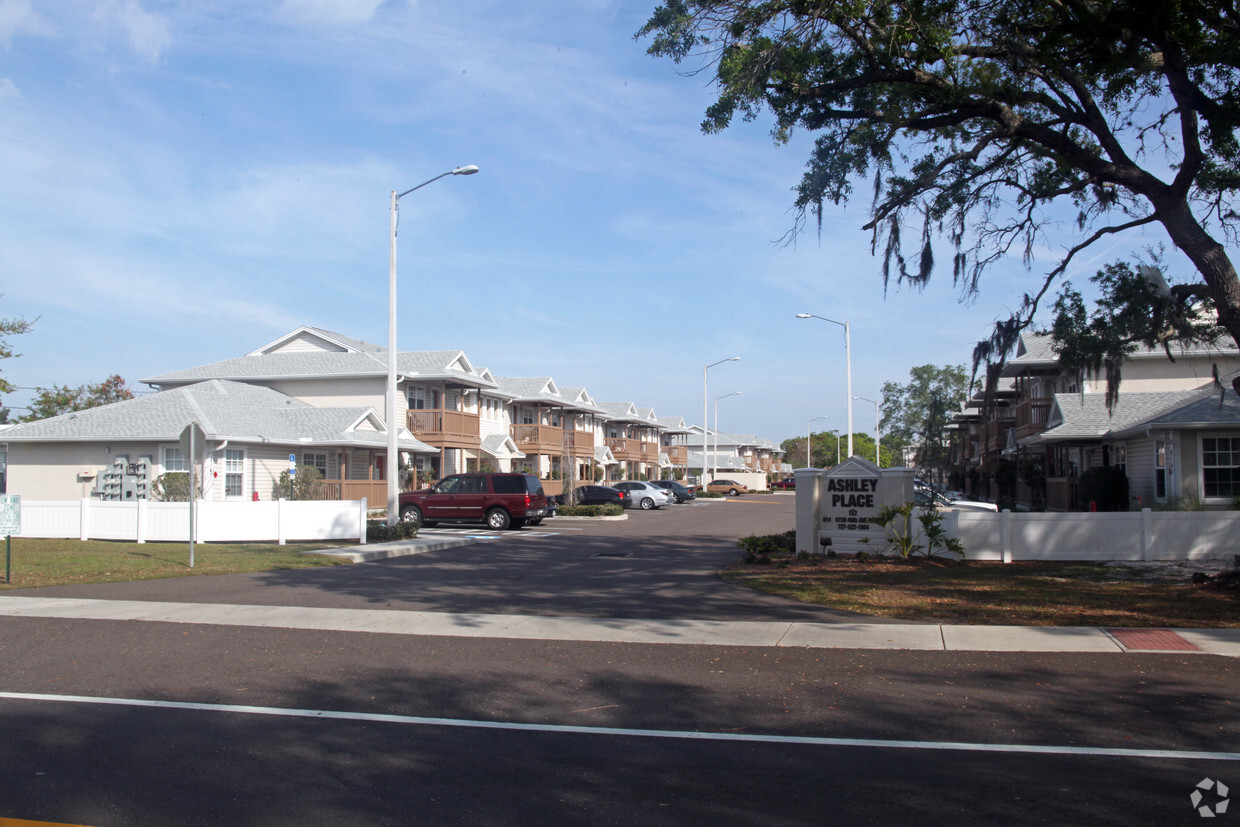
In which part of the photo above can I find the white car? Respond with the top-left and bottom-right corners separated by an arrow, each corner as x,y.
915,488 -> 999,512
613,481 -> 673,510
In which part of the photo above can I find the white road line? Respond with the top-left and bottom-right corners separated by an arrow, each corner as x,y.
2,692 -> 1237,762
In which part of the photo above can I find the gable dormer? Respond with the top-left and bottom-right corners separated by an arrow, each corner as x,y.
252,327 -> 364,356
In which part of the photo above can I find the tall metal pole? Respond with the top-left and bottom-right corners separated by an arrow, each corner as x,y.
797,314 -> 853,459
714,391 -> 741,481
702,357 -> 739,487
855,396 -> 880,466
807,415 -> 828,468
387,189 -> 399,526
386,166 -> 478,526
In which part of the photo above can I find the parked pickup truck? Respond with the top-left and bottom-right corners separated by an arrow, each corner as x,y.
771,478 -> 797,490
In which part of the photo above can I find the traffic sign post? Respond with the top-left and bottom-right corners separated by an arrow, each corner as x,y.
0,494 -> 21,584
179,423 -> 206,568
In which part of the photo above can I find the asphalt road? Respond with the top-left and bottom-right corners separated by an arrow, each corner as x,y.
1,495 -> 1237,825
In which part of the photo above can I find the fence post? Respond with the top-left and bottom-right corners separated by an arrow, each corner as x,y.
80,498 -> 91,541
359,498 -> 368,545
1141,507 -> 1152,562
277,498 -> 286,546
136,498 -> 146,544
1001,509 -> 1013,564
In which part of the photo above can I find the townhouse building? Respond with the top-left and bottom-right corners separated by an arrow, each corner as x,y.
1,326 -> 786,502
948,332 -> 1240,511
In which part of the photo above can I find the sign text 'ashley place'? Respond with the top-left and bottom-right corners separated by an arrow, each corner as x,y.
826,477 -> 877,509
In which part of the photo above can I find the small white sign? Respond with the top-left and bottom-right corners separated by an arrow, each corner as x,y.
0,494 -> 21,536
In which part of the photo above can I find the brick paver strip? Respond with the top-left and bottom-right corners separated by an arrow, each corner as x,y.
1107,628 -> 1201,651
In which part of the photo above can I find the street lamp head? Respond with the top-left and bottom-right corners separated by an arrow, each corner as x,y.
795,313 -> 811,319
452,165 -> 480,176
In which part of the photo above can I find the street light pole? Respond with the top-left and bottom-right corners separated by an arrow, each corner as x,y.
714,391 -> 741,480
702,356 -> 740,487
387,165 -> 479,526
854,396 -> 881,466
796,313 -> 853,459
807,415 -> 828,467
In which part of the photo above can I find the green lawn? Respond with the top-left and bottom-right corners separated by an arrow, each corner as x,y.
723,555 -> 1240,627
0,537 -> 351,589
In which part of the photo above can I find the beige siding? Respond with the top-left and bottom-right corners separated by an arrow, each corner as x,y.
266,376 -> 385,411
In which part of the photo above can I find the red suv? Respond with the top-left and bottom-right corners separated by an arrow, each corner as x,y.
398,473 -> 551,530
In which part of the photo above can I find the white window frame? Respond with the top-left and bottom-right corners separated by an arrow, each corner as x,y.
1199,433 -> 1240,502
1154,440 -> 1174,501
162,447 -> 189,473
224,448 -> 246,498
301,451 -> 328,478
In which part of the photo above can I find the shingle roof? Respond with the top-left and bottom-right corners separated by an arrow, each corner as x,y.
1028,389 -> 1203,443
2,380 -> 435,452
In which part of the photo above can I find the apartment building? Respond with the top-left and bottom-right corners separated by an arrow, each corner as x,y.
948,332 -> 1240,510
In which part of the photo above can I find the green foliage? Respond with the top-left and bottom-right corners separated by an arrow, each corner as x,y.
22,374 -> 134,421
873,503 -> 964,559
0,306 -> 33,396
737,530 -> 796,564
556,503 -> 624,517
151,472 -> 204,502
1077,466 -> 1131,512
880,365 -> 969,481
275,464 -> 324,500
640,0 -> 1240,390
366,520 -> 419,542
1052,260 -> 1230,410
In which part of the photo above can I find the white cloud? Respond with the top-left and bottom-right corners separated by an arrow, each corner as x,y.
0,77 -> 19,102
0,0 -> 37,47
278,0 -> 389,26
94,0 -> 171,63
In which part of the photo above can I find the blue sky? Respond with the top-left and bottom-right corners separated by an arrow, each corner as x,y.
0,0 -> 1165,444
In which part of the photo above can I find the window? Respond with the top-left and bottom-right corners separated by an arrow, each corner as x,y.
1201,436 -> 1240,500
163,447 -> 188,473
302,452 -> 327,477
224,449 -> 245,497
1155,440 -> 1173,500
407,387 -> 437,410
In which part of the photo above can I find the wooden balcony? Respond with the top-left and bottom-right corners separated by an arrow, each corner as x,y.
1015,398 -> 1053,438
606,438 -> 659,463
512,424 -> 563,453
565,431 -> 595,454
986,418 -> 1016,453
666,445 -> 688,465
407,408 -> 480,448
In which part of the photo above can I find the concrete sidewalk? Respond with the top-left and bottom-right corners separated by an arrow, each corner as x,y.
2,595 -> 1237,657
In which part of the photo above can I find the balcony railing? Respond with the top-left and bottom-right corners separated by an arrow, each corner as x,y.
665,445 -> 688,465
986,419 -> 1016,453
407,408 -> 480,445
606,438 -> 659,463
512,423 -> 562,452
1015,398 -> 1053,438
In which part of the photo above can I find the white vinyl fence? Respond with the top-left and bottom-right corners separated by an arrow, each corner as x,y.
941,508 -> 1240,562
17,499 -> 369,545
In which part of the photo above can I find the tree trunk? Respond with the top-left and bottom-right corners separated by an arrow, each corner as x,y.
1154,199 -> 1240,349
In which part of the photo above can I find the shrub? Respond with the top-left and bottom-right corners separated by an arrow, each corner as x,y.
555,504 -> 624,517
872,503 -> 964,559
737,530 -> 796,557
151,472 -> 201,502
274,464 -> 325,500
366,520 -> 419,542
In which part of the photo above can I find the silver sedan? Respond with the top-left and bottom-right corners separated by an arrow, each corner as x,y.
612,480 -> 673,510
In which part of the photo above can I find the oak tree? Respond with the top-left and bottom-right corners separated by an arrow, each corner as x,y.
640,0 -> 1240,393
